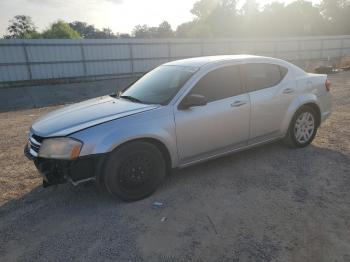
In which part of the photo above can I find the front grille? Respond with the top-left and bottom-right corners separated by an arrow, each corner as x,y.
32,134 -> 44,143
27,133 -> 43,157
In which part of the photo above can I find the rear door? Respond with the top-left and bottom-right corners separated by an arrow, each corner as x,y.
243,63 -> 296,143
174,64 -> 250,163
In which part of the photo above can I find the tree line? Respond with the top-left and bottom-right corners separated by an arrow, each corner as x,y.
3,0 -> 350,39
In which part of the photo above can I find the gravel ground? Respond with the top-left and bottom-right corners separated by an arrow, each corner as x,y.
0,72 -> 349,262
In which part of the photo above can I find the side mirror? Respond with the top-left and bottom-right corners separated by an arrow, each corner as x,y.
179,94 -> 207,110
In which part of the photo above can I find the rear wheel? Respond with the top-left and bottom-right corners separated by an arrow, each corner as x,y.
283,106 -> 318,148
102,141 -> 166,201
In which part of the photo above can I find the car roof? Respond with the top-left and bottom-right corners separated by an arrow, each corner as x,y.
164,55 -> 264,68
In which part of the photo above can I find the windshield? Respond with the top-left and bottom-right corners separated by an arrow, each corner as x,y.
120,65 -> 197,105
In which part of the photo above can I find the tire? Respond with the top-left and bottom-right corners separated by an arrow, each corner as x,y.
283,106 -> 318,148
102,141 -> 166,201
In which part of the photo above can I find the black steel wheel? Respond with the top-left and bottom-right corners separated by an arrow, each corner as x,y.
102,141 -> 166,201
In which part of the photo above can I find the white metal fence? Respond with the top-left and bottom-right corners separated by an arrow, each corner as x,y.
1,35 -> 350,83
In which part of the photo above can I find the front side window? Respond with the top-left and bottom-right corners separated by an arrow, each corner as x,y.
121,65 -> 197,105
189,65 -> 243,103
244,63 -> 288,92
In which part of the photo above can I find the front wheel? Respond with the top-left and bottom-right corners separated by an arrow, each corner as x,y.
283,106 -> 318,148
102,141 -> 166,201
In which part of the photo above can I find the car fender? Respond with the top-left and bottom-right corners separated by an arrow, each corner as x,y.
70,107 -> 179,167
100,128 -> 177,167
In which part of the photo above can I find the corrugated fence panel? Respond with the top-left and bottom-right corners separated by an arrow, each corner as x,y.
27,45 -> 82,62
86,61 -> 131,76
342,48 -> 350,56
0,44 -> 28,81
254,41 -> 275,57
297,39 -> 320,60
170,43 -> 202,57
84,44 -> 130,60
1,36 -> 350,83
341,39 -> 350,56
274,41 -> 299,60
202,42 -> 230,55
0,45 -> 26,63
132,44 -> 169,59
230,41 -> 255,54
31,63 -> 84,79
133,58 -> 170,73
322,39 -> 343,59
27,44 -> 84,79
0,65 -> 29,82
343,39 -> 350,48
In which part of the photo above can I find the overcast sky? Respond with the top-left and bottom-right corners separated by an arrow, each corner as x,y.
0,0 -> 320,36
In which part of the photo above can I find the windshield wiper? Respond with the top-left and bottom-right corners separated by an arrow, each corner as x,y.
119,95 -> 144,104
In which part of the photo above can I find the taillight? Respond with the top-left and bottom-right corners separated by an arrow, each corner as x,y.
325,79 -> 331,92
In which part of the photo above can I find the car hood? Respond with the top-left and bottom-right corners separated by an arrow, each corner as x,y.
31,96 -> 159,137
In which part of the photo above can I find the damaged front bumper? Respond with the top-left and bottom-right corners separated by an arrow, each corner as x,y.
24,145 -> 102,187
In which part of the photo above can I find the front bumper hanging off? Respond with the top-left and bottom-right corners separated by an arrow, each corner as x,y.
24,145 -> 101,187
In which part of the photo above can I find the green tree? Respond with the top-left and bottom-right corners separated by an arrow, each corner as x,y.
22,31 -> 42,39
69,21 -> 118,39
191,0 -> 219,19
157,21 -> 174,38
176,21 -> 196,38
133,21 -> 174,38
177,0 -> 338,38
69,21 -> 97,38
133,24 -> 154,38
241,0 -> 259,15
42,21 -> 81,39
178,0 -> 237,38
176,20 -> 212,38
206,0 -> 238,37
93,28 -> 117,38
320,0 -> 350,34
257,1 -> 326,37
4,15 -> 37,39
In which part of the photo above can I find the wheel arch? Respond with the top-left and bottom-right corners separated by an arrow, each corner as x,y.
299,102 -> 321,127
281,96 -> 322,135
109,137 -> 173,172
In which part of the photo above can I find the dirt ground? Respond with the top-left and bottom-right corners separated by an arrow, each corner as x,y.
0,72 -> 349,262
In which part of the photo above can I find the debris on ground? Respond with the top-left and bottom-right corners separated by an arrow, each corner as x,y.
314,65 -> 334,74
152,201 -> 164,208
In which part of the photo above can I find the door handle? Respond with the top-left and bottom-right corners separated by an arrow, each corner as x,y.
231,101 -> 247,107
283,88 -> 294,94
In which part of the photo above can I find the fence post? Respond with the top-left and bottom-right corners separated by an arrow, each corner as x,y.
340,38 -> 344,58
320,38 -> 325,61
22,41 -> 32,80
200,40 -> 204,56
227,41 -> 231,54
297,39 -> 301,62
167,41 -> 171,61
273,40 -> 277,58
80,41 -> 87,77
79,41 -> 87,76
128,42 -> 134,75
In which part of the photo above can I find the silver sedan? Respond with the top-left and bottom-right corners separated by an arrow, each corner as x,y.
25,55 -> 332,201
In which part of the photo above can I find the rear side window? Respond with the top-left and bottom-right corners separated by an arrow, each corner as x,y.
190,65 -> 242,103
244,63 -> 288,92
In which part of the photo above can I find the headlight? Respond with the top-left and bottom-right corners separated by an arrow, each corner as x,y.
39,138 -> 83,160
